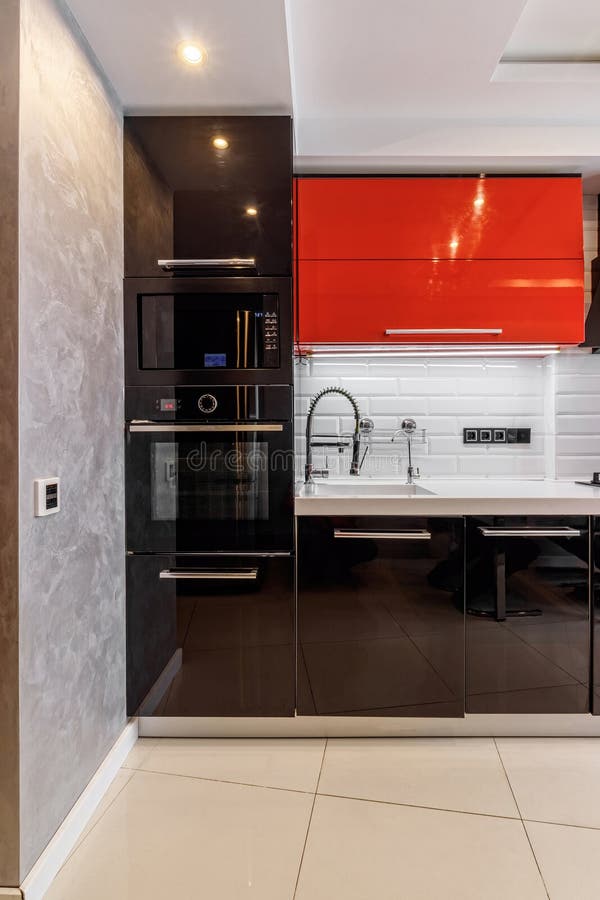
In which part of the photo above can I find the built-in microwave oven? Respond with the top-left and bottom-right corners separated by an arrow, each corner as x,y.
124,276 -> 292,386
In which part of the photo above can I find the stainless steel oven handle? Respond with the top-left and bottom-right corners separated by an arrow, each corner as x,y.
158,258 -> 256,270
128,423 -> 284,433
334,529 -> 432,540
385,328 -> 503,335
478,527 -> 582,538
160,568 -> 259,581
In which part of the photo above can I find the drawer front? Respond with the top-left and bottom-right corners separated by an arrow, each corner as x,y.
297,516 -> 465,717
297,258 -> 584,345
127,554 -> 295,717
297,176 -> 583,261
466,516 -> 591,714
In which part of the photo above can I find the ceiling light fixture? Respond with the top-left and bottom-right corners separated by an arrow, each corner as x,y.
245,207 -> 258,216
177,42 -> 206,66
212,136 -> 229,150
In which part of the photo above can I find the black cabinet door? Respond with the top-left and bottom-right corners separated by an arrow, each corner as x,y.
297,516 -> 465,717
466,516 -> 591,713
124,116 -> 292,278
593,518 -> 600,714
127,554 -> 295,717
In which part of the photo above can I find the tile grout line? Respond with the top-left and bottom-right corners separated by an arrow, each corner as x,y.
493,738 -> 550,899
315,791 -> 522,822
524,817 -> 600,833
128,765 -> 317,796
293,738 -> 328,900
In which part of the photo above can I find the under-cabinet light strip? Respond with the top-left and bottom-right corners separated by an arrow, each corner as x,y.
296,344 -> 561,358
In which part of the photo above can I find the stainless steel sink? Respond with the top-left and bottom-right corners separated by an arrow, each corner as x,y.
300,481 -> 436,497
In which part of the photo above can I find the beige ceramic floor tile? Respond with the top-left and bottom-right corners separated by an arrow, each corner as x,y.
138,737 -> 326,792
68,769 -> 135,858
526,820 -> 600,900
496,738 -> 600,827
319,738 -> 519,818
296,795 -> 547,900
45,770 -> 312,900
121,738 -> 158,769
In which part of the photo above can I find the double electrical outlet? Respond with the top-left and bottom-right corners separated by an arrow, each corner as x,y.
463,427 -> 531,445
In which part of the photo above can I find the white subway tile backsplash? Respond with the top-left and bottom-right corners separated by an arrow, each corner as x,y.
370,396 -> 429,416
556,415 -> 600,435
341,378 -> 399,395
398,378 -> 459,396
557,375 -> 600,394
556,394 -> 600,414
485,396 -> 541,415
556,435 -> 600,455
556,457 -> 600,478
429,396 -> 485,415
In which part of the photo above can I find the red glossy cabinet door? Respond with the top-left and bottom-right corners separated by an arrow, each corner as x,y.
297,259 -> 584,345
297,177 -> 583,261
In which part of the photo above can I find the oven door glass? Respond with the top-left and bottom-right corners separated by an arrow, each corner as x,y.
126,423 -> 294,553
139,292 -> 279,370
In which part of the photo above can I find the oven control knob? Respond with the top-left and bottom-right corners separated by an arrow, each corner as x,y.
198,393 -> 218,414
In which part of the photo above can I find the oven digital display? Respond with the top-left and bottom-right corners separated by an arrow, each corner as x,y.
159,399 -> 177,411
204,353 -> 227,368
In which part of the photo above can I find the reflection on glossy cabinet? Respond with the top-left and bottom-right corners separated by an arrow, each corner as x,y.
593,519 -> 600,715
466,516 -> 591,714
297,258 -> 584,345
294,175 -> 584,347
297,516 -> 465,717
297,176 -> 583,261
127,555 -> 295,717
124,116 -> 293,277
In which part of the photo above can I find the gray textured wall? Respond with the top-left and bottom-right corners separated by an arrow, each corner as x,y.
0,0 -> 21,886
18,0 -> 125,876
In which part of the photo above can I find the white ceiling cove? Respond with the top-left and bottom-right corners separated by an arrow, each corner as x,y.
67,0 -> 600,183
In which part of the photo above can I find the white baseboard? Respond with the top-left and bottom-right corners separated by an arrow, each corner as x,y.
140,713 -> 600,739
20,719 -> 139,900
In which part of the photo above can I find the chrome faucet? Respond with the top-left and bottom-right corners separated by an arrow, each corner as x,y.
305,387 -> 362,484
392,418 -> 420,484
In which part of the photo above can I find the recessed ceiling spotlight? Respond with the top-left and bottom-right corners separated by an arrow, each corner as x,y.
177,42 -> 206,66
245,206 -> 258,216
212,136 -> 229,150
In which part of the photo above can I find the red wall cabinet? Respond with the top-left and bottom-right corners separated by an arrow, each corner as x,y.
297,259 -> 584,345
295,176 -> 584,346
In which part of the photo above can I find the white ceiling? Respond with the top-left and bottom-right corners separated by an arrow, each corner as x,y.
67,0 -> 292,113
68,0 -> 600,185
502,0 -> 600,60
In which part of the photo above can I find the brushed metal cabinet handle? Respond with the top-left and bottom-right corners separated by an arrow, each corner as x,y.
159,568 -> 259,581
385,328 -> 504,335
158,258 -> 255,270
129,423 -> 284,433
334,529 -> 432,540
478,527 -> 582,538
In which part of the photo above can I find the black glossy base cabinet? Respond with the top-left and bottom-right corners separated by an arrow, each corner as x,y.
297,516 -> 465,717
127,554 -> 295,717
466,517 -> 591,714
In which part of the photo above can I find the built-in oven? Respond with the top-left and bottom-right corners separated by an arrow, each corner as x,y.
124,275 -> 292,386
125,385 -> 294,554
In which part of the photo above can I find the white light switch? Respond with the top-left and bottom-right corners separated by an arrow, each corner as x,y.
34,477 -> 60,516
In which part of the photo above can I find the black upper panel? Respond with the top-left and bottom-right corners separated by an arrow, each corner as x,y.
124,116 -> 293,277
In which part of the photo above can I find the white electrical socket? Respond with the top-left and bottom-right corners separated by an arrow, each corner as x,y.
34,477 -> 60,516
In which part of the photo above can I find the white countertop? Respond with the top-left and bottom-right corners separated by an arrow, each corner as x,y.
295,478 -> 600,516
